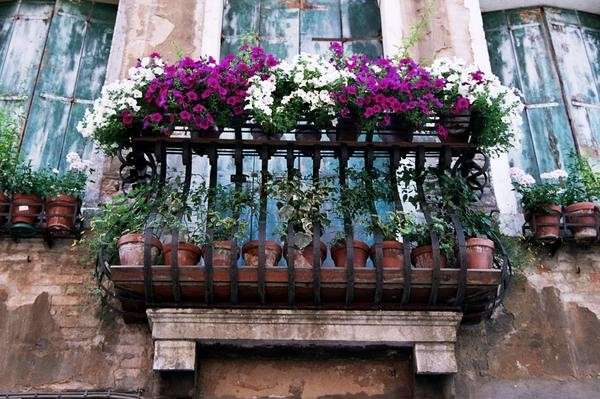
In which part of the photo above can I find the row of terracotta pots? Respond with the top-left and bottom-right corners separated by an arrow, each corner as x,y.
529,202 -> 598,241
0,192 -> 79,231
117,233 -> 495,270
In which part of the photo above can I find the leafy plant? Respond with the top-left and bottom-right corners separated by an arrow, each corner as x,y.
82,183 -> 157,261
206,184 -> 256,241
151,179 -> 208,245
400,213 -> 455,257
268,169 -> 333,249
0,110 -> 20,192
562,155 -> 600,204
510,167 -> 565,213
366,210 -> 407,241
9,163 -> 52,196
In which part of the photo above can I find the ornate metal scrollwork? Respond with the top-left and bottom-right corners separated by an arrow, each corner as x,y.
452,150 -> 490,198
117,145 -> 157,191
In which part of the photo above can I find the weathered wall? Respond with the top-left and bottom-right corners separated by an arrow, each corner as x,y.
455,243 -> 600,399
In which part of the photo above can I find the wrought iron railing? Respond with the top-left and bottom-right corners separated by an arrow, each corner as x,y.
99,119 -> 510,323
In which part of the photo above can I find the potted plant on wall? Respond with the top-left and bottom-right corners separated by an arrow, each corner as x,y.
510,167 -> 565,240
268,169 -> 333,268
9,163 -> 48,231
83,183 -> 161,265
0,110 -> 19,225
562,156 -> 599,241
44,152 -> 92,232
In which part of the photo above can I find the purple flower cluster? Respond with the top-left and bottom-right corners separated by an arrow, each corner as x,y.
137,46 -> 277,135
329,42 -> 445,132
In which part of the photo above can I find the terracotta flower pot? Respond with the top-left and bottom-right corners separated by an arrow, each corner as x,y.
284,241 -> 327,268
381,116 -> 415,143
411,245 -> 448,269
117,233 -> 162,265
163,241 -> 203,266
370,240 -> 405,269
46,194 -> 78,232
465,237 -> 495,269
565,202 -> 598,241
0,192 -> 9,225
204,240 -> 239,267
331,239 -> 370,268
11,193 -> 42,226
251,127 -> 283,141
242,240 -> 283,267
529,204 -> 562,240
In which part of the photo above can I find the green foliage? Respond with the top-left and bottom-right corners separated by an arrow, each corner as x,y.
400,213 -> 455,257
268,170 -> 333,249
470,99 -> 514,156
334,167 -> 392,223
9,163 -> 52,196
366,210 -> 408,241
151,179 -> 208,245
207,184 -> 256,241
562,155 -> 600,204
513,181 -> 563,213
0,110 -> 20,192
82,183 -> 157,261
45,170 -> 90,198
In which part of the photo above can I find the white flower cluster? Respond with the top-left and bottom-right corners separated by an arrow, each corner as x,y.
428,58 -> 524,137
77,55 -> 165,141
245,53 -> 354,125
509,167 -> 536,186
66,152 -> 92,172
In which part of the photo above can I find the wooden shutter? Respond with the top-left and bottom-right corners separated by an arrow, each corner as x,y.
19,0 -> 116,171
221,0 -> 382,60
483,8 -> 576,180
0,1 -> 54,128
544,8 -> 600,166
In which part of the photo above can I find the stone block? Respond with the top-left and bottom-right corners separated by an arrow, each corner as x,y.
153,340 -> 196,371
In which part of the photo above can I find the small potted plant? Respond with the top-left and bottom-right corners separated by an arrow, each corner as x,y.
562,156 -> 599,241
367,210 -> 407,269
402,215 -> 453,269
459,209 -> 498,269
204,185 -> 259,267
510,167 -> 565,240
156,181 -> 206,266
0,110 -> 19,225
83,183 -> 161,265
330,168 -> 390,268
44,152 -> 91,232
9,163 -> 47,229
268,170 -> 332,268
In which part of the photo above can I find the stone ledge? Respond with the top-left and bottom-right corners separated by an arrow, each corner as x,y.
147,309 -> 462,374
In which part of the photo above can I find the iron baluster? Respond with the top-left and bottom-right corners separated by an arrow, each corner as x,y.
286,146 -> 296,306
204,146 -> 218,304
312,146 -> 322,306
365,147 -> 384,305
258,147 -> 269,305
339,144 -> 354,306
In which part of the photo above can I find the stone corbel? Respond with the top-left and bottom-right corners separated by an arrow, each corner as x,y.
147,309 -> 462,374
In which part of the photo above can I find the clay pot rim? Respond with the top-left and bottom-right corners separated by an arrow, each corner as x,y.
46,194 -> 79,203
242,240 -> 283,253
12,193 -> 42,202
163,241 -> 203,256
530,204 -> 562,215
117,233 -> 162,250
565,202 -> 598,213
370,240 -> 404,254
331,239 -> 370,252
411,244 -> 435,255
465,237 -> 495,249
284,240 -> 328,260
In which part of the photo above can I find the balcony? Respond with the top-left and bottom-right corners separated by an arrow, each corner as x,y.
98,119 -> 510,326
